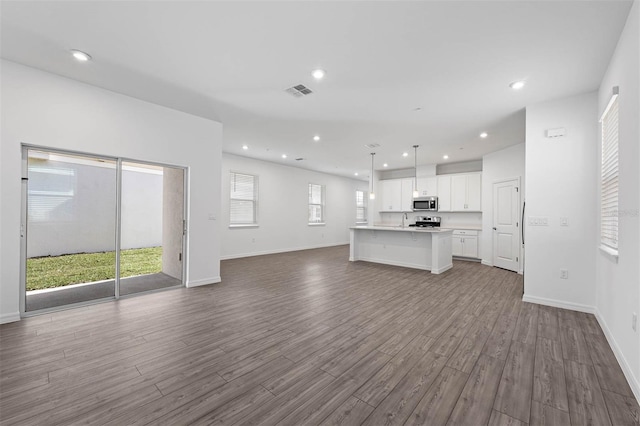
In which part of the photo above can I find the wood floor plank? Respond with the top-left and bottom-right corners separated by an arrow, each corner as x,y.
447,354 -> 505,426
533,337 -> 569,412
353,338 -> 426,406
493,341 -> 535,423
564,359 -> 611,426
529,400 -> 571,426
404,366 -> 468,426
602,389 -> 640,426
362,351 -> 447,426
560,326 -> 592,366
488,410 -> 527,426
583,331 -> 635,397
278,349 -> 391,425
318,396 -> 375,426
0,246 -> 631,426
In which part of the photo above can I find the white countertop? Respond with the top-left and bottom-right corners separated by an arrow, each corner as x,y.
446,226 -> 482,231
350,225 -> 453,233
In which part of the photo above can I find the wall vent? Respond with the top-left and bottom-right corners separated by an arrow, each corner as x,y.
295,158 -> 304,161
285,84 -> 313,97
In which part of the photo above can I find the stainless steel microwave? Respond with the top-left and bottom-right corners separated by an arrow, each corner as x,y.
412,196 -> 438,211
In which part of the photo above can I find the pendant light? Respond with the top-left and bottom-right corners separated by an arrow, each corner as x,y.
369,152 -> 376,200
413,145 -> 420,198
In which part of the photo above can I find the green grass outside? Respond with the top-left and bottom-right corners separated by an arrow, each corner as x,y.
27,246 -> 162,291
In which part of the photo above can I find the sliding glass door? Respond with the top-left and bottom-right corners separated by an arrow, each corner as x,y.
119,161 -> 184,296
24,149 -> 117,312
22,147 -> 186,313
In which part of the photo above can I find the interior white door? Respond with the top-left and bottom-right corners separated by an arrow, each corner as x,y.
493,178 -> 520,272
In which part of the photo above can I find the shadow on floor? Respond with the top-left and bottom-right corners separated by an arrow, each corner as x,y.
26,273 -> 182,312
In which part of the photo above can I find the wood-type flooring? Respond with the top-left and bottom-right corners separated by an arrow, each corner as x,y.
1,245 -> 638,425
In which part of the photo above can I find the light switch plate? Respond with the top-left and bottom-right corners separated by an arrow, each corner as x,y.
560,217 -> 568,226
528,216 -> 549,226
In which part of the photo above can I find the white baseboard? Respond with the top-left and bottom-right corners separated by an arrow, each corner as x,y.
481,259 -> 493,267
0,312 -> 21,324
521,294 -> 595,314
187,276 -> 221,288
220,242 -> 349,260
595,309 -> 640,404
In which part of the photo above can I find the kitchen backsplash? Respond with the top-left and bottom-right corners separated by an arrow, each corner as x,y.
376,212 -> 482,230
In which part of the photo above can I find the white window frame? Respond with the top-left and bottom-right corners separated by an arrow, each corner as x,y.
229,171 -> 258,227
308,183 -> 325,225
599,86 -> 619,260
356,189 -> 368,224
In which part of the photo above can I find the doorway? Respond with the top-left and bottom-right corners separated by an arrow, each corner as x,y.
492,177 -> 521,272
21,147 -> 186,313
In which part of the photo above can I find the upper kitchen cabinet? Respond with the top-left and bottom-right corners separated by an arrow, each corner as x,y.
379,178 -> 415,212
379,179 -> 402,212
438,172 -> 481,212
437,176 -> 452,211
416,177 -> 438,197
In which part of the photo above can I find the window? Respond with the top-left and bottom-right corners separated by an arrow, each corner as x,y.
600,88 -> 619,250
356,190 -> 367,223
230,172 -> 258,225
308,183 -> 325,224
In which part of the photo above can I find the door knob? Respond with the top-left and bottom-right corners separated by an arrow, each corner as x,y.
493,227 -> 497,230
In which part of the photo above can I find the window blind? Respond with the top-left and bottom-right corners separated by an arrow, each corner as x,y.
230,172 -> 257,225
308,183 -> 324,223
356,190 -> 367,222
600,93 -> 619,249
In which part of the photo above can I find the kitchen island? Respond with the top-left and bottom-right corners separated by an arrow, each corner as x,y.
349,226 -> 453,274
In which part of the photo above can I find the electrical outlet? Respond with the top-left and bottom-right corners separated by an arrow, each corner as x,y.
560,269 -> 568,279
633,312 -> 637,332
251,238 -> 255,243
560,217 -> 568,226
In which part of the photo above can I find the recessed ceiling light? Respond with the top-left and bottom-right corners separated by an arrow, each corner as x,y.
312,69 -> 326,80
354,172 -> 359,176
71,49 -> 91,62
282,154 -> 287,159
402,152 -> 409,157
242,145 -> 248,150
443,155 -> 449,160
509,80 -> 525,90
383,163 -> 388,168
480,132 -> 488,138
313,135 -> 320,142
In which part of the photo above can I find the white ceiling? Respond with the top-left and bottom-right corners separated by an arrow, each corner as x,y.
1,1 -> 632,179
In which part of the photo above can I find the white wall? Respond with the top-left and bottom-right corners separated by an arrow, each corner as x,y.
0,61 -> 223,323
596,0 -> 640,400
481,143 -> 525,270
221,153 -> 367,259
524,92 -> 598,310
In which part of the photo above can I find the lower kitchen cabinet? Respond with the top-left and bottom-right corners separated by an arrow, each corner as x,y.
452,230 -> 478,258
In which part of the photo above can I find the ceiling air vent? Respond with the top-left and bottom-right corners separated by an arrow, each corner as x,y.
364,143 -> 380,149
295,157 -> 304,161
285,84 -> 313,98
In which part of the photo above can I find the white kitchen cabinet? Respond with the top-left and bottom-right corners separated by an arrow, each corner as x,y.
452,230 -> 478,258
416,177 -> 438,197
378,178 -> 415,212
400,178 -> 415,211
466,173 -> 482,211
379,179 -> 402,211
451,175 -> 467,211
437,176 -> 452,211
450,172 -> 482,212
